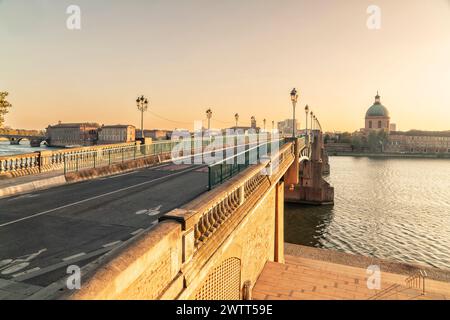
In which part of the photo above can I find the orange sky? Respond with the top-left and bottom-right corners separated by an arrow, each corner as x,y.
0,0 -> 449,132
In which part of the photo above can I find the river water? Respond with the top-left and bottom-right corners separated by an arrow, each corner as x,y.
285,156 -> 450,270
0,140 -> 59,156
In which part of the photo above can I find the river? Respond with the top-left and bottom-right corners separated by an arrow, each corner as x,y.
285,156 -> 450,270
0,140 -> 60,157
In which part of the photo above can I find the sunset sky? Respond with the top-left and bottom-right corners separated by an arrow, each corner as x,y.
0,0 -> 449,132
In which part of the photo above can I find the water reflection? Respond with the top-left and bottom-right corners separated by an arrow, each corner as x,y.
285,156 -> 450,269
285,204 -> 334,247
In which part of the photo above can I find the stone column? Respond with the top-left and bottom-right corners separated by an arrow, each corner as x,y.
274,181 -> 285,263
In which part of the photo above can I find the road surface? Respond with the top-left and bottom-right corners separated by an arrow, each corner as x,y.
0,163 -> 208,293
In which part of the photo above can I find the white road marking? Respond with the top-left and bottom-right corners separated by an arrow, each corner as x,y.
7,194 -> 39,201
0,248 -> 47,275
12,267 -> 41,278
151,220 -> 158,225
131,228 -> 144,235
1,262 -> 30,275
62,252 -> 86,261
135,205 -> 162,216
0,166 -> 203,228
102,240 -> 122,248
99,171 -> 137,180
12,246 -> 114,282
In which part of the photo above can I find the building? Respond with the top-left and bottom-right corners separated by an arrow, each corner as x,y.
46,122 -> 100,147
137,129 -> 172,140
389,123 -> 397,132
98,125 -> 136,144
277,119 -> 300,137
364,92 -> 390,132
385,130 -> 450,154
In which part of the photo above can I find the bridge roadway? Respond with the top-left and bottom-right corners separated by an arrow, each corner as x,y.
0,163 -> 208,289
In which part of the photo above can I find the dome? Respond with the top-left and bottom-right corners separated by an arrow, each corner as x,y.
366,103 -> 389,117
366,92 -> 389,117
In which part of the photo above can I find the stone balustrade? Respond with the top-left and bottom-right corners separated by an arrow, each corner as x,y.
0,152 -> 41,176
0,142 -> 140,178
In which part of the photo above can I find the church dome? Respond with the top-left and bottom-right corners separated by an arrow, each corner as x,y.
366,92 -> 389,118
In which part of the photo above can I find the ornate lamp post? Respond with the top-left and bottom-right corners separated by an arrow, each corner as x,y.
136,95 -> 149,138
235,113 -> 239,128
290,88 -> 298,138
305,105 -> 309,142
206,108 -> 213,131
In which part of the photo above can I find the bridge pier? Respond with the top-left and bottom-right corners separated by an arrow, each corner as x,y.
9,137 -> 21,145
284,132 -> 334,205
29,139 -> 44,147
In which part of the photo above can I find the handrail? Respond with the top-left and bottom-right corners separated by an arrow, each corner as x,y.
166,142 -> 294,251
405,269 -> 427,295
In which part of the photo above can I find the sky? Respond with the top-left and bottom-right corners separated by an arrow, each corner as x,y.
0,0 -> 449,132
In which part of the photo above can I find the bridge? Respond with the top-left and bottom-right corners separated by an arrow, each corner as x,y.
0,134 -> 47,147
0,126 -> 334,299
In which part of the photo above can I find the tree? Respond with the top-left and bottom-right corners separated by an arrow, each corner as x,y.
0,92 -> 12,128
367,130 -> 389,153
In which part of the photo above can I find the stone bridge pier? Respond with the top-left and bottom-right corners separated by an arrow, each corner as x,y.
284,131 -> 334,205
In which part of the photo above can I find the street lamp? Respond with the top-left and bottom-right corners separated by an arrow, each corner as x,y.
263,119 -> 266,132
305,105 -> 309,142
290,88 -> 298,138
272,120 -> 275,132
235,113 -> 239,128
136,95 -> 149,138
206,108 -> 213,131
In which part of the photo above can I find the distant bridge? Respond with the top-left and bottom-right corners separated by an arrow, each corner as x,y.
0,134 -> 47,147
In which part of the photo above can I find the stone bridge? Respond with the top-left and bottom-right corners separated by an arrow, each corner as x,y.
32,130 -> 333,300
0,134 -> 47,147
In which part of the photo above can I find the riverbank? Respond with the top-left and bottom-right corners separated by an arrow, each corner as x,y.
253,243 -> 450,300
285,243 -> 450,283
328,151 -> 450,159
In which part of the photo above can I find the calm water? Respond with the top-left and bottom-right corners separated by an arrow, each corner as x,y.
285,156 -> 450,270
0,140 -> 58,156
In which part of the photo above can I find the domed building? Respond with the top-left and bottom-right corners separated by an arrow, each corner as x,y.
365,92 -> 390,132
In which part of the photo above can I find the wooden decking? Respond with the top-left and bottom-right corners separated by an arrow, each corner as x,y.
253,255 -> 450,300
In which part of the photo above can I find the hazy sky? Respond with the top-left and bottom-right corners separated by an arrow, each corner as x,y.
0,0 -> 449,132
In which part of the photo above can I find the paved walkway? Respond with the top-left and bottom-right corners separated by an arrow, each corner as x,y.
0,170 -> 66,199
253,250 -> 450,300
0,170 -> 64,187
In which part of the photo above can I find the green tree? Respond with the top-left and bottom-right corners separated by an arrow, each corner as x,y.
0,92 -> 12,128
351,135 -> 363,151
367,130 -> 389,153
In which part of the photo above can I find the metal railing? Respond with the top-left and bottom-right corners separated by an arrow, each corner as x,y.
208,138 -> 286,190
189,142 -> 294,251
63,141 -> 179,174
63,135 -> 274,174
406,270 -> 427,295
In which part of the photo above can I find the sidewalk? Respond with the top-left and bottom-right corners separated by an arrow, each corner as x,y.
0,170 -> 66,199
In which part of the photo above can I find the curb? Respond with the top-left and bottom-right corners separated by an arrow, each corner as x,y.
0,175 -> 67,199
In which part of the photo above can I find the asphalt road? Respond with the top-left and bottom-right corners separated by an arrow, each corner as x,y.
0,163 -> 208,288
